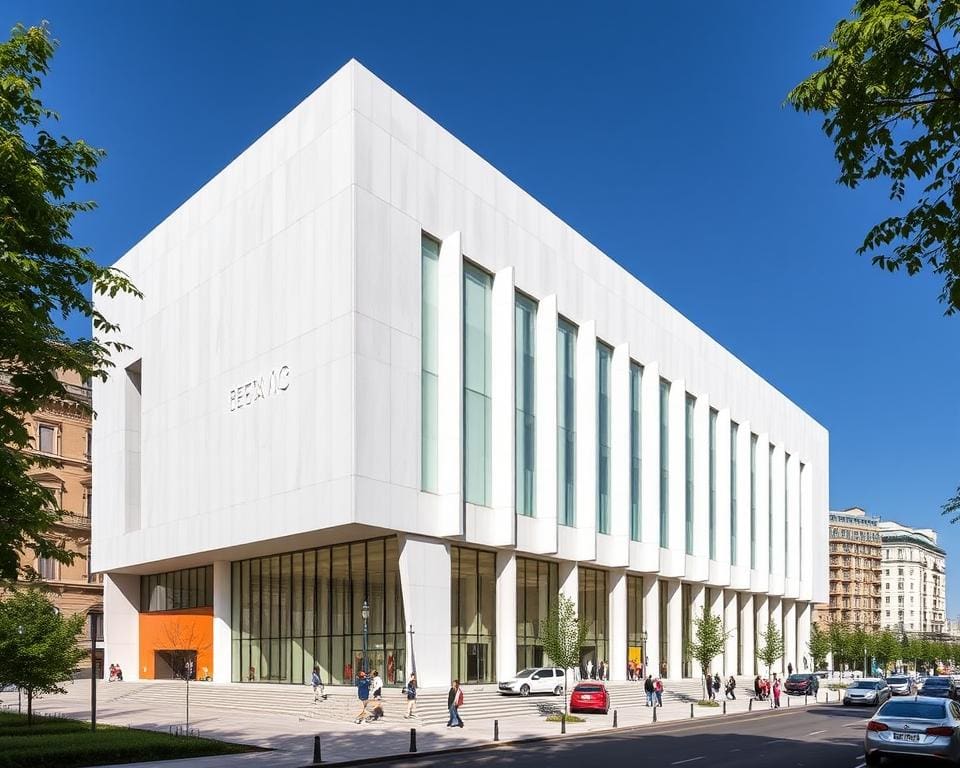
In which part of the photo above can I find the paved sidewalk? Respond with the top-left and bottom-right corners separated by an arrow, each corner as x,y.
0,681 -> 836,767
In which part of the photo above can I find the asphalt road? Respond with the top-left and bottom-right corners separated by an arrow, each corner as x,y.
374,704 -> 875,768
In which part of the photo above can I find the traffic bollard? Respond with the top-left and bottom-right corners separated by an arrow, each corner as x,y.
410,728 -> 417,753
749,698 -> 753,711
787,696 -> 791,708
494,719 -> 499,741
653,705 -> 657,723
313,735 -> 321,764
690,703 -> 694,719
613,709 -> 618,728
723,700 -> 726,714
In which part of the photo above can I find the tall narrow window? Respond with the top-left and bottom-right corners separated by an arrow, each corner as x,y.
463,263 -> 492,506
659,379 -> 670,548
515,295 -> 536,516
630,363 -> 642,541
420,235 -> 440,492
557,320 -> 577,526
799,462 -> 805,572
784,452 -> 790,562
750,434 -> 758,570
685,395 -> 695,555
730,421 -> 739,565
768,445 -> 774,568
596,344 -> 612,534
708,409 -> 717,560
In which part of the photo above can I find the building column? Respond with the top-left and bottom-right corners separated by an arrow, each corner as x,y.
609,569 -> 627,681
103,573 -> 140,681
754,594 -> 769,676
707,588 -> 723,674
691,584 -> 706,677
783,599 -> 797,674
495,552 -> 517,681
667,580 -> 682,678
734,592 -> 758,677
642,576 -> 660,679
398,535 -> 451,688
769,597 -> 783,675
212,560 -> 231,683
797,602 -> 812,673
723,590 -> 738,676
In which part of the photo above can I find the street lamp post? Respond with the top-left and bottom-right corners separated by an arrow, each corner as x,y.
639,629 -> 648,678
89,611 -> 101,732
361,600 -> 370,675
408,624 -> 416,676
17,625 -> 23,714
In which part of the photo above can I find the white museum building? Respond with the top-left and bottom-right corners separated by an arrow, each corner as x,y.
93,61 -> 829,688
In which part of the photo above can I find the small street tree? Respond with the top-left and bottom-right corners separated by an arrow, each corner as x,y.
757,620 -> 784,678
685,605 -> 729,702
538,593 -> 587,730
808,622 -> 831,671
0,589 -> 85,724
873,631 -> 901,676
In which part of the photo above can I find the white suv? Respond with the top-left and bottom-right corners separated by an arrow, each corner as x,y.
498,667 -> 566,696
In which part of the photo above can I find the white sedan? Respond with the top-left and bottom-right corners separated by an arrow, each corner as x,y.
498,667 -> 567,696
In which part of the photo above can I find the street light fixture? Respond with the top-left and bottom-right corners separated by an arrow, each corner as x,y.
640,628 -> 648,678
88,611 -> 102,732
361,600 -> 370,676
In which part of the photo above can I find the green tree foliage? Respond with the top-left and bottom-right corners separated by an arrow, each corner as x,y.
808,622 -> 832,670
0,589 -> 86,724
789,0 -> 960,315
757,620 -> 784,676
828,621 -> 852,668
685,605 -> 729,700
538,593 -> 587,725
873,630 -> 901,673
0,23 -> 140,580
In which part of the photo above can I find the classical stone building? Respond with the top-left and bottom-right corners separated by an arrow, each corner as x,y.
2,369 -> 102,677
880,520 -> 946,636
812,507 -> 882,632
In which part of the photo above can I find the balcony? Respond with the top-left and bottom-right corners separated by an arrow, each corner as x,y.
56,511 -> 91,530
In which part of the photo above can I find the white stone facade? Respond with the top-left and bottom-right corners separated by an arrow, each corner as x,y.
93,61 -> 829,687
879,521 -> 946,635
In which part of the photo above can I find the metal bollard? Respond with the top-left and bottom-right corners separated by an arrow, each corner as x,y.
613,709 -> 618,728
313,735 -> 321,764
410,728 -> 417,753
690,702 -> 694,719
653,705 -> 658,723
494,719 -> 499,741
749,698 -> 753,712
787,695 -> 791,708
561,713 -> 566,734
723,700 -> 726,714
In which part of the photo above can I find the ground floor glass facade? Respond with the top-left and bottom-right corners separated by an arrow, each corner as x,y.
516,557 -> 558,669
578,567 -> 608,677
451,546 -> 496,683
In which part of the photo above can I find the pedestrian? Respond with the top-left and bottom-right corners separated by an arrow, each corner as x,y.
311,666 -> 325,702
354,671 -> 371,723
706,673 -> 715,700
654,677 -> 663,707
109,664 -> 117,682
644,674 -> 654,706
371,669 -> 383,703
116,664 -> 123,681
403,673 -> 418,719
726,675 -> 737,700
713,673 -> 721,701
447,679 -> 464,727
772,675 -> 781,709
586,659 -> 594,680
787,662 -> 793,677
628,659 -> 635,681
754,675 -> 762,700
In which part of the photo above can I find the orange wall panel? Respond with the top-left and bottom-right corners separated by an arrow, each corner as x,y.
138,607 -> 214,680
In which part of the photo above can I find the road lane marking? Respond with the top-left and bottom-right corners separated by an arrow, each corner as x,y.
671,759 -> 704,766
807,730 -> 827,736
854,763 -> 865,768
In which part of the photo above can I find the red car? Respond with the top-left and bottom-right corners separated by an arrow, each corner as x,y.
570,682 -> 610,714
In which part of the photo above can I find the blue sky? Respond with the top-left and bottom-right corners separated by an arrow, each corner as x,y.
6,3 -> 958,612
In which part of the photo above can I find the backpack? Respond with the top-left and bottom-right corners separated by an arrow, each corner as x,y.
456,688 -> 464,706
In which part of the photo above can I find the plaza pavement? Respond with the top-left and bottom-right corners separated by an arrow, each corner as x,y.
0,679 -> 841,767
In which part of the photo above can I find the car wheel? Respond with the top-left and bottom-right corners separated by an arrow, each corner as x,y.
864,751 -> 881,767
603,708 -> 609,715
554,685 -> 563,696
520,684 -> 530,696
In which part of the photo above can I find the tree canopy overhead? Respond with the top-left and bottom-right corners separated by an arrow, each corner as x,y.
788,0 -> 960,315
0,22 -> 140,580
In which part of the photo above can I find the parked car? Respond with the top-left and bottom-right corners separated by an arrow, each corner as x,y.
885,675 -> 918,696
570,682 -> 610,714
844,678 -> 892,707
919,676 -> 957,700
865,696 -> 960,766
784,673 -> 820,696
498,667 -> 566,696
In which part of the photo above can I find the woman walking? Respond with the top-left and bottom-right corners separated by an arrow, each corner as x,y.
654,677 -> 664,707
404,673 -> 418,719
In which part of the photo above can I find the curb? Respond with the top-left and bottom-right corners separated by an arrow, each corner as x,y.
300,699 -> 827,766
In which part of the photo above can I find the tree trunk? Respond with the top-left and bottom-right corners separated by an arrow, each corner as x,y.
27,689 -> 33,726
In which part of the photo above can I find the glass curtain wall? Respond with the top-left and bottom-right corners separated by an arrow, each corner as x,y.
768,445 -> 774,567
230,537 -> 405,686
141,566 -> 213,612
516,557 -> 558,669
737,592 -> 745,675
515,295 -> 537,516
658,581 -> 668,677
630,363 -> 642,541
799,462 -> 805,573
451,546 -> 496,682
463,263 -> 492,506
685,395 -> 695,555
596,344 -> 612,534
578,567 -> 608,677
750,434 -> 757,569
557,320 -> 577,526
659,379 -> 670,548
627,575 -> 645,676
421,235 -> 440,492
730,422 -> 739,565
708,409 -> 717,560
784,452 -> 790,561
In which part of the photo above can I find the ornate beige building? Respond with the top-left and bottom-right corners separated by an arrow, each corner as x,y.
880,520 -> 946,636
2,370 -> 102,676
813,507 -> 882,631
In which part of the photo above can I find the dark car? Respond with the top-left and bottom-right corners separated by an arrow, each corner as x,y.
570,682 -> 610,714
785,673 -> 820,696
919,676 -> 956,700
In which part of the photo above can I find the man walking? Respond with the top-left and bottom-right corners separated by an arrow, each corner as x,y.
403,673 -> 418,719
354,671 -> 371,723
447,679 -> 464,728
311,666 -> 324,702
654,677 -> 663,707
644,674 -> 654,706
